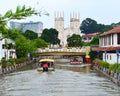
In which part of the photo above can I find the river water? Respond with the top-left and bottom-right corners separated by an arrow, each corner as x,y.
0,59 -> 120,96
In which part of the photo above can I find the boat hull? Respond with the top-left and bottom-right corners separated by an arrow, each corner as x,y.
37,67 -> 54,72
70,61 -> 82,65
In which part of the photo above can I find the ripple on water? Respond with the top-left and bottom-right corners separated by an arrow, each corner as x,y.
0,59 -> 120,96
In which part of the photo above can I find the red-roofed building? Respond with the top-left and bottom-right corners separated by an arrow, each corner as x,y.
93,26 -> 120,64
82,32 -> 98,42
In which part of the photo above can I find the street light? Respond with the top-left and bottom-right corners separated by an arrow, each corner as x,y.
116,50 -> 119,80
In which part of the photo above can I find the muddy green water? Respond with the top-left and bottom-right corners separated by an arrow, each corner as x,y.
0,59 -> 120,96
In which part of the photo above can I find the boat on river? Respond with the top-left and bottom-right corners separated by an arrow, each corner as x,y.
70,56 -> 83,65
37,59 -> 55,72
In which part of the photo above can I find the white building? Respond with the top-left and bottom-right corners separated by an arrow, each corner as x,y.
54,12 -> 80,47
95,26 -> 120,64
0,34 -> 16,61
82,32 -> 98,42
10,21 -> 43,37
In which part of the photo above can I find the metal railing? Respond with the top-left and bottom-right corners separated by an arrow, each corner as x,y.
37,47 -> 87,53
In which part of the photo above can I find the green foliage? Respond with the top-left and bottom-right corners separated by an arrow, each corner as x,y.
2,5 -> 36,22
23,30 -> 38,40
109,64 -> 116,71
15,57 -> 29,64
0,5 -> 44,35
94,59 -> 120,73
1,58 -> 7,68
34,38 -> 48,48
117,64 -> 120,73
67,34 -> 82,47
80,18 -> 100,34
80,18 -> 114,34
41,28 -> 60,45
9,56 -> 16,66
83,42 -> 90,46
94,59 -> 109,68
15,36 -> 37,58
89,51 -> 97,60
6,29 -> 21,40
90,35 -> 99,45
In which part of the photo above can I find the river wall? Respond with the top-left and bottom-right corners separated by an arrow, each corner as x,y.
94,65 -> 120,86
0,60 -> 35,76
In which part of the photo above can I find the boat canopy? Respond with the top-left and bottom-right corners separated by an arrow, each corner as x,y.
39,59 -> 55,62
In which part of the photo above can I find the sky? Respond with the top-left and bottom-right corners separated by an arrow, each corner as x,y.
0,0 -> 120,29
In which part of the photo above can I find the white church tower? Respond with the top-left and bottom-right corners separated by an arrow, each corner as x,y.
54,12 -> 65,46
70,13 -> 80,34
54,12 -> 80,47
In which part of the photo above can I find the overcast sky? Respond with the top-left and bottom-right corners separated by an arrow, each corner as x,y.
0,0 -> 120,28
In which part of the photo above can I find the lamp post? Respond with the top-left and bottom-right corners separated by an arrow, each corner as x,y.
104,50 -> 107,62
97,50 -> 99,58
116,50 -> 119,80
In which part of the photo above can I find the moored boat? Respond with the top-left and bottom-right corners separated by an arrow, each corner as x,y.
70,56 -> 83,65
37,59 -> 55,72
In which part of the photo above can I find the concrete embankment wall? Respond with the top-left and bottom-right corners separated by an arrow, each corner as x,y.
0,60 -> 34,76
94,66 -> 120,86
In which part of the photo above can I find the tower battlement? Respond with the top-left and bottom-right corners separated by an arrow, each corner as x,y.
54,12 -> 80,47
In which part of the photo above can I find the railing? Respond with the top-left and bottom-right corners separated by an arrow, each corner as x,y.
37,47 -> 87,53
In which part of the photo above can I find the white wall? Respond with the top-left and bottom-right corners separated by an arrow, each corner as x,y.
0,38 -> 16,61
103,53 -> 120,64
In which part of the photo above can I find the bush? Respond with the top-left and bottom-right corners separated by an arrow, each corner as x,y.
116,64 -> 120,73
108,64 -> 116,71
1,58 -> 7,68
93,59 -> 109,68
9,57 -> 16,66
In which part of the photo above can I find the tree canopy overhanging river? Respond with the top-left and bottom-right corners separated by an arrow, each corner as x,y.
0,59 -> 120,96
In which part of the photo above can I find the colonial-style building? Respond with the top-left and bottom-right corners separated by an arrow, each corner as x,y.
54,12 -> 80,47
0,34 -> 16,61
95,26 -> 120,64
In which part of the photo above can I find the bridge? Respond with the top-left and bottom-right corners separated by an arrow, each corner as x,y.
37,46 -> 90,57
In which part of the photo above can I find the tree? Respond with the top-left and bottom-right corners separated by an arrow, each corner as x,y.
41,28 -> 60,45
0,5 -> 46,36
15,36 -> 36,58
67,34 -> 82,47
80,18 -> 115,34
80,18 -> 98,34
90,35 -> 99,45
34,38 -> 48,48
5,29 -> 21,40
23,30 -> 38,40
0,5 -> 40,24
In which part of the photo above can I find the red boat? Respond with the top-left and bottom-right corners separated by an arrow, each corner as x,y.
70,56 -> 83,65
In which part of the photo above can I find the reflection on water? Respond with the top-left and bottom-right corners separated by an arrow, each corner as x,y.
56,64 -> 91,73
0,59 -> 120,96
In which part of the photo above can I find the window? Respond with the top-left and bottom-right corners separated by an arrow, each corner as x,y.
108,35 -> 111,45
107,54 -> 108,60
83,38 -> 87,40
117,33 -> 120,44
89,37 -> 91,40
112,34 -> 114,45
2,44 -> 6,49
110,55 -> 111,60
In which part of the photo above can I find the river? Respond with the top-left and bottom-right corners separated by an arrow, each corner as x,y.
0,59 -> 120,96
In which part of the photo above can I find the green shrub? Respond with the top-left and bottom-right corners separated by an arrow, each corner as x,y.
116,64 -> 120,73
93,59 -> 109,68
9,57 -> 16,66
109,64 -> 116,71
1,58 -> 7,68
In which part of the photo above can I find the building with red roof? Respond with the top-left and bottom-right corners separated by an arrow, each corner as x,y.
93,25 -> 120,64
82,32 -> 98,42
